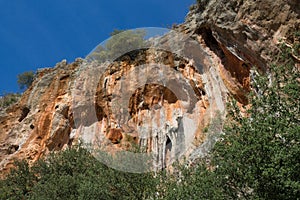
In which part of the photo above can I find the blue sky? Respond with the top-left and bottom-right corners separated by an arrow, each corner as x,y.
0,0 -> 195,94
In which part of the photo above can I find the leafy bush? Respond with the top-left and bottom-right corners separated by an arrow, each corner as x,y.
0,93 -> 21,109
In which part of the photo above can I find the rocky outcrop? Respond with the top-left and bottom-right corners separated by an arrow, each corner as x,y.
70,42 -> 225,172
0,59 -> 81,174
0,0 -> 299,174
0,45 -> 225,173
179,0 -> 299,104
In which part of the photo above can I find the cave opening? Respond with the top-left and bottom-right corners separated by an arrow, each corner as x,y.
195,27 -> 225,59
196,27 -> 250,104
18,107 -> 30,122
165,136 -> 172,157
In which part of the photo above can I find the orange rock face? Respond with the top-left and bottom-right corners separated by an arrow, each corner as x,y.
107,128 -> 123,144
80,48 -> 214,170
1,0 -> 298,174
0,59 -> 81,175
0,45 -> 218,173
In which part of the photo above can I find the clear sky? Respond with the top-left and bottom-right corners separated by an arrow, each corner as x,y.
0,0 -> 195,94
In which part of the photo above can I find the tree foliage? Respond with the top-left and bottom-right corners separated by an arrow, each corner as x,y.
156,160 -> 227,199
212,43 -> 300,199
88,29 -> 146,62
110,29 -> 125,36
17,71 -> 35,90
0,145 -> 158,200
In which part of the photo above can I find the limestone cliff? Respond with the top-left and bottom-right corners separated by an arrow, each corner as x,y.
0,0 -> 299,174
179,0 -> 299,104
0,60 -> 81,174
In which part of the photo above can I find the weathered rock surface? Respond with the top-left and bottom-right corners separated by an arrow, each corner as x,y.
67,40 -> 220,171
0,0 -> 299,174
0,59 -> 81,174
179,0 -> 299,104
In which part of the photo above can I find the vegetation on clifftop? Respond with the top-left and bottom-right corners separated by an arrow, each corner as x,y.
17,71 -> 35,90
0,93 -> 21,110
0,70 -> 34,110
87,29 -> 146,62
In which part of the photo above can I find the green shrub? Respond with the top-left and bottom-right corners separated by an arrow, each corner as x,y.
0,93 -> 21,109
